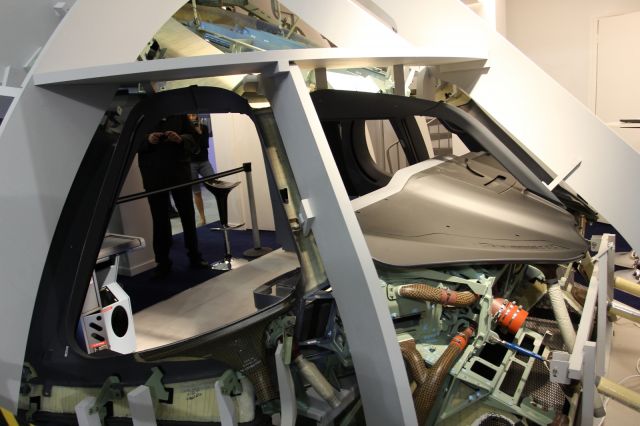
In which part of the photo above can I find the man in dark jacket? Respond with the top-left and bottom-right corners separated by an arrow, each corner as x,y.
138,115 -> 208,277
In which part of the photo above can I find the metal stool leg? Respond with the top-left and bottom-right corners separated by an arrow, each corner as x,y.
205,180 -> 249,271
211,226 -> 248,271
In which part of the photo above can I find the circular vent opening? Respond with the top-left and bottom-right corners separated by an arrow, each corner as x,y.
111,305 -> 129,337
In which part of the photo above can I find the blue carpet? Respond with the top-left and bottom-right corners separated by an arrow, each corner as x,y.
119,222 -> 279,313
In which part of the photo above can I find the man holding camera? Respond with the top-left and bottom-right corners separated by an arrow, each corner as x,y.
138,115 -> 209,278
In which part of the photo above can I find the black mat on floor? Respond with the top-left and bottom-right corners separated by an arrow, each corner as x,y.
118,222 -> 279,313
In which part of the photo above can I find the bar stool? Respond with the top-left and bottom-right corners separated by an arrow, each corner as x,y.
203,180 -> 249,271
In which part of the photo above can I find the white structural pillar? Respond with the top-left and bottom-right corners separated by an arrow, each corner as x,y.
214,381 -> 238,426
0,0 -> 187,411
75,397 -> 102,426
274,343 -> 296,426
261,64 -> 417,425
127,385 -> 158,426
282,0 -> 640,251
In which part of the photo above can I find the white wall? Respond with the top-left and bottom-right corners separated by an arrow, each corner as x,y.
211,113 -> 275,231
505,0 -> 640,107
110,156 -> 156,276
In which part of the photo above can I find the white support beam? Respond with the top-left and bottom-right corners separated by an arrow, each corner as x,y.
275,343 -> 296,426
75,397 -> 101,426
34,47 -> 485,87
261,64 -> 417,425
214,381 -> 238,426
596,235 -> 615,377
127,386 -> 157,426
0,86 -> 21,98
393,64 -> 405,96
582,342 -> 597,425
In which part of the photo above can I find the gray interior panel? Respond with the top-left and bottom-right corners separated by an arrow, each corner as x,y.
355,152 -> 587,266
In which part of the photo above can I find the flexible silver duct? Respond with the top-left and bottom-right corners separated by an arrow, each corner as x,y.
547,279 -> 576,351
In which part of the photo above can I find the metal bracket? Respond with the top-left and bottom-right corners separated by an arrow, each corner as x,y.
89,376 -> 123,423
217,370 -> 243,397
2,66 -> 10,87
299,198 -> 315,236
548,351 -> 571,385
266,315 -> 296,350
386,284 -> 397,301
144,367 -> 169,403
545,158 -> 582,191
23,47 -> 42,72
53,2 -> 70,17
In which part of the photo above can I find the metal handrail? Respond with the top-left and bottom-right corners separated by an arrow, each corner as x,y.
116,166 -> 245,204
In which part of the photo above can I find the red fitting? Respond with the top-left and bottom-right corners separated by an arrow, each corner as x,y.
439,289 -> 454,305
449,326 -> 474,350
491,298 -> 528,334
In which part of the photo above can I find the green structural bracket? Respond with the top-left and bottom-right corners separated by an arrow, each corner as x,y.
266,315 -> 296,349
145,367 -> 170,403
282,335 -> 293,365
89,376 -> 123,424
218,370 -> 243,397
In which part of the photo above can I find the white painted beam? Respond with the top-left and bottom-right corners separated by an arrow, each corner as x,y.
0,86 -> 21,98
261,64 -> 417,425
34,47 -> 486,87
127,386 -> 157,426
75,397 -> 101,426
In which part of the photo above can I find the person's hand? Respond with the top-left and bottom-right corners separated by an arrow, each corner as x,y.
148,132 -> 163,144
164,131 -> 181,143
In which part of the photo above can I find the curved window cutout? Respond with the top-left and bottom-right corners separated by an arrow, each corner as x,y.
66,87 -> 300,357
363,119 -> 408,175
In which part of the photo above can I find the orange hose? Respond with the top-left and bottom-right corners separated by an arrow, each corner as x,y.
400,339 -> 428,385
397,284 -> 478,307
401,327 -> 474,425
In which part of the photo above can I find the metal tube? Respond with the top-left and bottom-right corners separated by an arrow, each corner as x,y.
190,0 -> 200,26
609,300 -> 640,323
497,339 -> 545,362
198,28 -> 266,52
242,162 -> 273,258
615,275 -> 640,298
223,229 -> 231,258
253,110 -> 327,292
598,376 -> 640,412
245,164 -> 261,249
548,280 -> 576,351
294,355 -> 340,408
116,166 -> 244,204
396,284 -> 478,307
